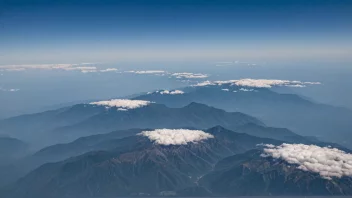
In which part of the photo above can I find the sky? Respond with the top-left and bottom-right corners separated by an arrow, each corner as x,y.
1,0 -> 351,64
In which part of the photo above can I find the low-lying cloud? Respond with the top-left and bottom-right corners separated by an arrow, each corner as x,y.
194,78 -> 321,88
89,99 -> 153,111
138,129 -> 214,145
260,143 -> 352,179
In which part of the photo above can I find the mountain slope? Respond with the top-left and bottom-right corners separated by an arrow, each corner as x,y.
199,149 -> 352,196
4,126 -> 282,198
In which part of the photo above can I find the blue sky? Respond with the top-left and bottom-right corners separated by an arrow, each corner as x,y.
1,0 -> 351,64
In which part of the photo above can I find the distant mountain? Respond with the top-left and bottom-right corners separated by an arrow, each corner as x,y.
199,149 -> 352,196
0,137 -> 28,165
0,102 -> 263,147
4,126 -> 283,198
134,85 -> 352,148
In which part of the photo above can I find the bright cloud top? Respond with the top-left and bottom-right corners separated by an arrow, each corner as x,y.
261,143 -> 352,179
194,78 -> 321,88
89,99 -> 153,111
160,90 -> 185,95
139,129 -> 214,145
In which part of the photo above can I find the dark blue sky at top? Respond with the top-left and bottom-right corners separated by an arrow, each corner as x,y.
1,0 -> 351,64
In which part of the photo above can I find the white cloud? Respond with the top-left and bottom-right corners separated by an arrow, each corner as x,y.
0,63 -> 100,73
261,143 -> 352,179
172,72 -> 208,79
193,78 -> 321,88
138,129 -> 214,145
221,88 -> 229,91
126,70 -> 166,74
239,88 -> 255,92
89,99 -> 153,111
215,61 -> 258,67
160,90 -> 185,95
0,87 -> 20,92
100,68 -> 118,72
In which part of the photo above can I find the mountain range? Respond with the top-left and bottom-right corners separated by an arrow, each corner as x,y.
3,126 -> 352,198
134,84 -> 352,148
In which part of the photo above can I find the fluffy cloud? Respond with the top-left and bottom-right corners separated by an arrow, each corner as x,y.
89,99 -> 153,111
138,129 -> 214,145
172,72 -> 208,79
194,78 -> 321,88
260,143 -> 352,179
160,90 -> 185,95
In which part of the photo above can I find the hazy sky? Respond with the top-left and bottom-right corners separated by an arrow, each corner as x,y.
1,0 -> 351,64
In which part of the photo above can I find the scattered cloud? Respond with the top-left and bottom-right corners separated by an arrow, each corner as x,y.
239,88 -> 255,92
160,90 -> 185,95
215,61 -> 258,67
221,88 -> 229,91
0,87 -> 20,92
172,72 -> 208,79
100,68 -> 118,72
193,79 -> 321,88
260,143 -> 352,179
125,70 -> 166,74
0,63 -> 114,73
138,129 -> 214,145
89,99 -> 153,111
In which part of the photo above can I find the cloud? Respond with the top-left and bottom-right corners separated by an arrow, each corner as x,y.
260,143 -> 352,179
138,129 -> 214,145
126,70 -> 166,74
0,63 -> 101,73
193,78 -> 321,88
160,90 -> 185,95
215,61 -> 258,67
100,68 -> 118,72
0,87 -> 20,92
239,88 -> 255,92
89,99 -> 153,111
221,88 -> 229,91
172,72 -> 208,79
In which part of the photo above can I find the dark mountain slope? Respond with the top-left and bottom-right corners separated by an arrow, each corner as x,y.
4,126 -> 282,198
199,149 -> 352,196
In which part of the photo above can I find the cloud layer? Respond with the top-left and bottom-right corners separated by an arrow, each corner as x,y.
0,63 -> 119,73
261,143 -> 352,179
194,78 -> 321,88
139,129 -> 214,145
89,99 -> 153,111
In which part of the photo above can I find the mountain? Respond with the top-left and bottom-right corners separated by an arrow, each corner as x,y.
134,85 -> 352,148
0,102 -> 263,147
234,123 -> 315,143
3,126 -> 283,198
0,137 -> 28,165
199,149 -> 352,196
